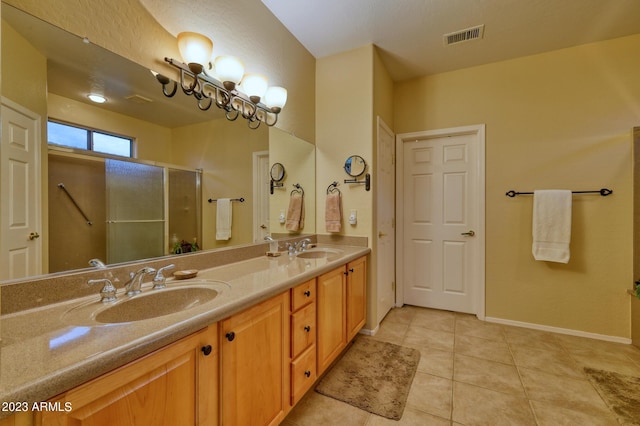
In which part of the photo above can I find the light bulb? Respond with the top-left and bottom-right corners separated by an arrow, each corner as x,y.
240,74 -> 268,103
87,94 -> 106,103
214,56 -> 245,90
264,86 -> 287,112
177,32 -> 213,74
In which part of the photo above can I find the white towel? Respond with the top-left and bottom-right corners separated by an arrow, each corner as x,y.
216,198 -> 232,240
532,190 -> 572,263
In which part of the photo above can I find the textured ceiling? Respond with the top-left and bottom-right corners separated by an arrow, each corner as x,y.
260,0 -> 640,81
138,0 -> 640,81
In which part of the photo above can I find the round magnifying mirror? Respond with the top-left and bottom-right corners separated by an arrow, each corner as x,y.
270,163 -> 285,181
344,155 -> 366,177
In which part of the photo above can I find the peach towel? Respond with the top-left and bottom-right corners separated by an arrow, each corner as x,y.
286,192 -> 305,231
325,192 -> 342,232
532,190 -> 572,263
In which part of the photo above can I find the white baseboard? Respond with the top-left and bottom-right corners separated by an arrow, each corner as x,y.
359,325 -> 379,336
485,316 -> 632,345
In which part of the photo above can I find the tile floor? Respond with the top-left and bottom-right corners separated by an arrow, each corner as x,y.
282,305 -> 640,425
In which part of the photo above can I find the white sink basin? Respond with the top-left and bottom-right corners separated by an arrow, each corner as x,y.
296,248 -> 343,259
62,280 -> 229,325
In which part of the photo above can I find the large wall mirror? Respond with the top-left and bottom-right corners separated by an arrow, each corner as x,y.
0,2 -> 315,282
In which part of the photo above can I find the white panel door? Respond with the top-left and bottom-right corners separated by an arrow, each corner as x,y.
0,99 -> 42,280
401,131 -> 481,313
376,117 -> 396,324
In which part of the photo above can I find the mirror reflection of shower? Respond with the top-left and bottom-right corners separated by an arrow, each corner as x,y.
48,153 -> 201,272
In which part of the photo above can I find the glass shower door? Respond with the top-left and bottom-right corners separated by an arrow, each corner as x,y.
105,159 -> 165,264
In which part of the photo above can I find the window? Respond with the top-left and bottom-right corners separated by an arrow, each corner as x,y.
48,121 -> 133,157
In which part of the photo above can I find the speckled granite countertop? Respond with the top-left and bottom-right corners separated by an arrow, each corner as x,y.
0,244 -> 369,416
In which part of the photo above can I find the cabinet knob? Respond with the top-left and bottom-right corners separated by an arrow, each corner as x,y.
304,370 -> 311,378
304,325 -> 311,332
349,268 -> 354,273
343,271 -> 349,276
225,332 -> 236,342
304,290 -> 311,297
201,345 -> 212,356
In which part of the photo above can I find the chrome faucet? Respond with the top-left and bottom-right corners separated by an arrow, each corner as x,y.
264,235 -> 274,241
152,264 -> 175,290
299,238 -> 312,251
124,267 -> 156,296
88,258 -> 107,269
286,238 -> 313,255
88,278 -> 117,302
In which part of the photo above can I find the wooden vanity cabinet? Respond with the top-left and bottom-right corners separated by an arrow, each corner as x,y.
317,256 -> 367,375
316,266 -> 347,375
289,279 -> 317,405
219,292 -> 289,426
346,256 -> 367,342
38,325 -> 218,426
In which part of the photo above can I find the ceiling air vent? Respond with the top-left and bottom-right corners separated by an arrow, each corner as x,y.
125,94 -> 153,104
443,24 -> 485,46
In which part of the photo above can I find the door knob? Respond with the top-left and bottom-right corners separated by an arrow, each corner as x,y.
378,231 -> 387,238
460,230 -> 475,237
260,224 -> 267,229
29,232 -> 40,240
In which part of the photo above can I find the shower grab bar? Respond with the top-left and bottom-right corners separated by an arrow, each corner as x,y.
505,188 -> 613,197
58,183 -> 92,225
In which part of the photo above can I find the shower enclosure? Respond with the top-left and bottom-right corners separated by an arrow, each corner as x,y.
48,153 -> 201,272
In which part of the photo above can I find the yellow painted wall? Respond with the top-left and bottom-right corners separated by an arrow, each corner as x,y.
170,120 -> 268,249
316,45 -> 373,239
395,34 -> 640,338
269,127 -> 316,235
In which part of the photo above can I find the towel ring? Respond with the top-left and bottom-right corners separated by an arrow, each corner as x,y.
291,183 -> 304,196
327,181 -> 340,194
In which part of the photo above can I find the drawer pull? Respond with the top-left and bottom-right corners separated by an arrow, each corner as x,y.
225,332 -> 236,342
304,325 -> 311,332
201,345 -> 213,356
304,290 -> 311,297
304,370 -> 311,378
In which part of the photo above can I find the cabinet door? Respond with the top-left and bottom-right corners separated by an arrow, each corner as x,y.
39,326 -> 218,426
346,256 -> 367,341
316,266 -> 347,375
220,293 -> 288,426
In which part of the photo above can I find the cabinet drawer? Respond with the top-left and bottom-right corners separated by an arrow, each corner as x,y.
291,302 -> 316,358
291,279 -> 316,311
291,345 -> 317,405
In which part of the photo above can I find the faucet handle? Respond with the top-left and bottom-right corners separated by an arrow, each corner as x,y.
88,278 -> 117,303
153,264 -> 175,290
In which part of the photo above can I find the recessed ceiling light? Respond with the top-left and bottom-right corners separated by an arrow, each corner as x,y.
87,94 -> 106,103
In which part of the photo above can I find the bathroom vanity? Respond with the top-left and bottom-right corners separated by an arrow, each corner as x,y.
0,242 -> 369,426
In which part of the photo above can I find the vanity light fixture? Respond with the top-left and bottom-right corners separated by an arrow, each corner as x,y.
155,31 -> 287,129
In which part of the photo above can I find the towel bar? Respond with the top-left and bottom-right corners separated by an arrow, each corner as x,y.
208,197 -> 245,203
505,188 -> 612,197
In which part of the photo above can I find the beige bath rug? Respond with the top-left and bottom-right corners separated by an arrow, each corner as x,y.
315,337 -> 420,420
584,367 -> 640,425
